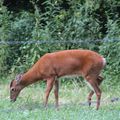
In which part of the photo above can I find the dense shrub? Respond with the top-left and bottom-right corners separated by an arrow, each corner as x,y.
0,0 -> 120,85
100,42 -> 120,86
0,3 -> 12,76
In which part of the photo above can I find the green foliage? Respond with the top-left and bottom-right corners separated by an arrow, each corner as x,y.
0,0 -> 120,86
99,42 -> 120,86
0,3 -> 12,76
11,11 -> 34,41
106,19 -> 120,38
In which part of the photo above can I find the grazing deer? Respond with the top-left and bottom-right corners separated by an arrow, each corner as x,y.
10,49 -> 106,110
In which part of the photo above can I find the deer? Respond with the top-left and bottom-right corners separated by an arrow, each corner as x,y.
10,49 -> 106,110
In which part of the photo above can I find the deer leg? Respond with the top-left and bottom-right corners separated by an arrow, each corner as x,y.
97,76 -> 103,85
86,76 -> 102,110
87,75 -> 103,107
88,91 -> 94,106
54,80 -> 59,109
44,78 -> 55,108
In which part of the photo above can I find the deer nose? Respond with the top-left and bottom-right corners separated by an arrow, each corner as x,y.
10,99 -> 16,102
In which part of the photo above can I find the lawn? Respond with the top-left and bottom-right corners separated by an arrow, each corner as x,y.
0,81 -> 120,120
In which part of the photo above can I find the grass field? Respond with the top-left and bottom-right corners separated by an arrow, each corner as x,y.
0,81 -> 120,120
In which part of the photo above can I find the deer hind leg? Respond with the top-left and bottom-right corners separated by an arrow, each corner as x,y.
54,80 -> 59,109
85,75 -> 102,110
87,75 -> 103,107
44,77 -> 55,108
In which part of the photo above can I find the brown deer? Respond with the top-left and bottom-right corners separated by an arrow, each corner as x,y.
10,49 -> 106,110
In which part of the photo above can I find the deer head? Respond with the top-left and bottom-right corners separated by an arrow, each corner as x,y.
10,74 -> 24,102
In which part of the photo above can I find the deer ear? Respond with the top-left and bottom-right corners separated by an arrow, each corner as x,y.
10,80 -> 14,87
15,74 -> 23,84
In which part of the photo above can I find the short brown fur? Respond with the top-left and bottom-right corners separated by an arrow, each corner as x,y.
10,49 -> 106,110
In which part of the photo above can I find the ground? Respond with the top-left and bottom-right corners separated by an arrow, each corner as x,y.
0,81 -> 120,120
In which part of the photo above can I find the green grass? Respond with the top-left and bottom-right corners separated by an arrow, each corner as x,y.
0,82 -> 120,120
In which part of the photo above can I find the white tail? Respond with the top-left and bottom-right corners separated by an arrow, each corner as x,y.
10,49 -> 106,110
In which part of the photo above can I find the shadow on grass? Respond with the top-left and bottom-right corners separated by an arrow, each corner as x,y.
0,101 -> 62,113
0,98 -> 120,113
0,101 -> 86,113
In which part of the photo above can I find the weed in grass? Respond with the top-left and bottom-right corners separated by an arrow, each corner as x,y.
0,83 -> 120,120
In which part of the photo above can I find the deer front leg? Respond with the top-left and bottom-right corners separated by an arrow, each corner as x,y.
88,91 -> 94,106
44,78 -> 55,108
54,80 -> 59,109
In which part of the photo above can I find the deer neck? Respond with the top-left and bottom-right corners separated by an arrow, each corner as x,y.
20,70 -> 42,87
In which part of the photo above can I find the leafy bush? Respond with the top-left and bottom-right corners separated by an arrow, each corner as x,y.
0,3 -> 12,76
99,42 -> 120,86
0,0 -> 120,86
99,15 -> 120,86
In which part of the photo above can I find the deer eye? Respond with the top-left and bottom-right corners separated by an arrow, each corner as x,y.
11,88 -> 15,92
